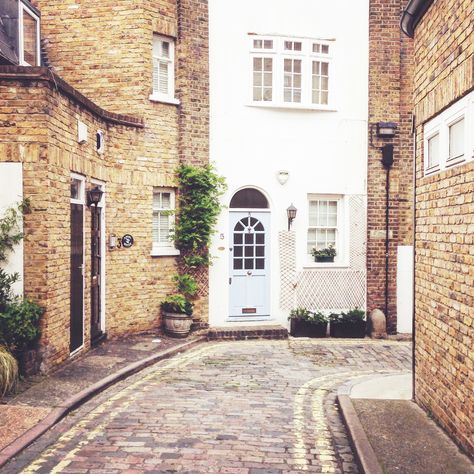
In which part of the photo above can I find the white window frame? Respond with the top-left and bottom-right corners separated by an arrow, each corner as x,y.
423,90 -> 473,176
151,187 -> 180,257
18,1 -> 41,67
248,35 -> 335,111
305,194 -> 346,267
150,35 -> 179,105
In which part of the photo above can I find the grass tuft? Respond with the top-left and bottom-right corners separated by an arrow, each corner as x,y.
0,345 -> 18,397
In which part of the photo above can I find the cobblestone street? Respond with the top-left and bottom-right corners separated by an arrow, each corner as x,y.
7,339 -> 412,474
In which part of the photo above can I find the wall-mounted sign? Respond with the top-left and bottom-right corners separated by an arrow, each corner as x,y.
121,234 -> 134,248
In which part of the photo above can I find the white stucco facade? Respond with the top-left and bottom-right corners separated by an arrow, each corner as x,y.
209,0 -> 369,327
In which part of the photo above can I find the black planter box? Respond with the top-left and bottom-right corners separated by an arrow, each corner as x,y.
290,319 -> 327,338
315,256 -> 335,263
330,320 -> 366,338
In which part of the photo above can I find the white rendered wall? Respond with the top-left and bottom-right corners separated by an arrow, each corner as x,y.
209,0 -> 369,326
397,246 -> 414,333
0,163 -> 24,296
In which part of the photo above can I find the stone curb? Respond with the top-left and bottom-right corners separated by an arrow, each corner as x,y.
337,392 -> 384,474
0,336 -> 206,468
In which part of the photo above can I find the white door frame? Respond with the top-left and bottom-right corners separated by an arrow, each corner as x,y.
228,209 -> 271,321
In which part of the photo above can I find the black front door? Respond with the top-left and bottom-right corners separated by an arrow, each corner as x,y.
70,203 -> 84,353
91,206 -> 103,344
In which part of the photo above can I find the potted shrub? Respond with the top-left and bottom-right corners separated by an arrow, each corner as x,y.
289,308 -> 328,338
161,294 -> 194,338
311,245 -> 336,263
329,308 -> 366,338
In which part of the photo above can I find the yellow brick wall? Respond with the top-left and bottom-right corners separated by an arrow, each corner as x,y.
412,0 -> 474,457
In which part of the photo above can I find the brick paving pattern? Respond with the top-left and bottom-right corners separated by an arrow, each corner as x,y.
9,339 -> 412,474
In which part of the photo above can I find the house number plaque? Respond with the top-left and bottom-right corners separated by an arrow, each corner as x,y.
121,234 -> 134,248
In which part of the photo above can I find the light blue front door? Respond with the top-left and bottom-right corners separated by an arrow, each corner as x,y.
229,211 -> 270,318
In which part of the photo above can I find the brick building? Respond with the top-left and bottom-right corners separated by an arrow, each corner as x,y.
0,0 -> 209,371
401,0 -> 473,457
367,0 -> 414,334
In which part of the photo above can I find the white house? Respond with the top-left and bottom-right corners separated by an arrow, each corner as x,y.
208,0 -> 369,328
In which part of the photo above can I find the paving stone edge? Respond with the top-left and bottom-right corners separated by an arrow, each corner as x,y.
337,393 -> 384,474
0,336 -> 206,468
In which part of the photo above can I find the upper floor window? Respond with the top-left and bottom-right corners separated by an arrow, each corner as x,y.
423,90 -> 473,176
19,2 -> 40,66
150,35 -> 179,105
250,35 -> 334,109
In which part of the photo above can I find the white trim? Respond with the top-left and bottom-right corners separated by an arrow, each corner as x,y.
152,34 -> 176,102
152,187 -> 179,253
149,94 -> 180,105
69,173 -> 85,356
150,247 -> 181,257
91,178 -> 106,334
18,2 -> 41,66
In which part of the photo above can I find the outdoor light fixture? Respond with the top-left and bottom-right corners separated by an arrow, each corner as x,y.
376,122 -> 398,138
287,204 -> 297,231
87,185 -> 104,207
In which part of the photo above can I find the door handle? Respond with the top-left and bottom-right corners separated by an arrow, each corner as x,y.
229,277 -> 232,285
247,271 -> 252,276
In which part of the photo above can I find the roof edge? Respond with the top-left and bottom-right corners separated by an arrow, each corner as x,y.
0,66 -> 145,129
400,0 -> 434,38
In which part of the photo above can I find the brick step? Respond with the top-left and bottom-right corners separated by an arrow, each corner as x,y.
207,325 -> 288,341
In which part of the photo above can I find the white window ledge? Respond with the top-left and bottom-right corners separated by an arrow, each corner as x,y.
303,262 -> 350,269
246,102 -> 337,112
149,94 -> 180,105
150,247 -> 180,257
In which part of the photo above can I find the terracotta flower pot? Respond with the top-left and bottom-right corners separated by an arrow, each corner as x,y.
162,311 -> 193,338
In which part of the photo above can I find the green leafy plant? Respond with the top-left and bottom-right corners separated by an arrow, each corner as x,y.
182,254 -> 211,269
174,163 -> 226,261
311,244 -> 337,259
174,274 -> 198,300
289,308 -> 328,324
329,308 -> 366,324
0,346 -> 18,396
160,294 -> 193,316
0,298 -> 43,352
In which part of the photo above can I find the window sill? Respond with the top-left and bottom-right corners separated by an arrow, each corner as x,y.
246,102 -> 337,112
150,247 -> 180,257
149,95 -> 180,105
303,262 -> 350,269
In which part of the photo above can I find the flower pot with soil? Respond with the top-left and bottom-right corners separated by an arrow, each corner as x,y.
289,308 -> 328,338
329,308 -> 367,338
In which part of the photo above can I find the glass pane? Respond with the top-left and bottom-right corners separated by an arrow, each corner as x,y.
428,133 -> 440,168
230,189 -> 269,208
294,75 -> 301,88
321,62 -> 329,75
234,246 -> 243,257
245,234 -> 254,245
161,41 -> 170,58
255,222 -> 264,231
313,76 -> 320,90
263,88 -> 272,101
313,43 -> 321,53
317,229 -> 326,241
253,58 -> 262,70
294,90 -> 301,103
313,61 -> 320,74
253,87 -> 262,101
234,233 -> 243,244
327,229 -> 336,242
321,91 -> 329,104
449,118 -> 464,159
23,10 -> 38,66
284,41 -> 292,50
234,259 -> 243,270
321,44 -> 329,54
244,259 -> 254,270
161,193 -> 171,209
253,72 -> 262,86
263,40 -> 273,49
249,217 -> 258,226
307,229 -> 317,242
321,77 -> 329,90
294,60 -> 301,73
256,234 -> 264,244
264,58 -> 272,71
244,246 -> 254,257
254,39 -> 263,49
242,217 -> 249,226
294,42 -> 302,51
255,259 -> 265,269
263,72 -> 272,86
256,246 -> 264,257
71,178 -> 81,200
284,89 -> 291,102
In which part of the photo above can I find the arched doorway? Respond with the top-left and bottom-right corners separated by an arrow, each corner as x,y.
229,188 -> 270,319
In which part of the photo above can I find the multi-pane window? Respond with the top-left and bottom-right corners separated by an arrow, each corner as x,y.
448,118 -> 464,161
152,188 -> 175,248
152,35 -> 175,100
307,199 -> 339,256
19,3 -> 40,66
250,36 -> 333,108
283,59 -> 302,103
423,90 -> 473,175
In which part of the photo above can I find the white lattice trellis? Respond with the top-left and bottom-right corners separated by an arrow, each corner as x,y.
279,195 -> 367,312
279,231 -> 297,310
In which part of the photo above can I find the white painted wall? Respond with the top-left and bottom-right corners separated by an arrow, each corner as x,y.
0,163 -> 24,296
397,245 -> 414,333
209,0 -> 369,326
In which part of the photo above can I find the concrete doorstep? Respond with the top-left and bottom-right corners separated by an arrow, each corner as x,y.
337,374 -> 474,474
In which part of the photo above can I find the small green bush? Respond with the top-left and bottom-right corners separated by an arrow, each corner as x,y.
174,274 -> 198,300
0,345 -> 18,396
329,308 -> 366,324
289,308 -> 328,324
311,244 -> 337,259
0,298 -> 43,352
160,294 -> 193,316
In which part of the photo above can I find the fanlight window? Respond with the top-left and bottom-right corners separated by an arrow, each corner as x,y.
230,188 -> 269,209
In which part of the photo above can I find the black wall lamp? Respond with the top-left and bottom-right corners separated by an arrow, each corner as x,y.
376,121 -> 397,139
287,204 -> 297,231
87,185 -> 104,207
